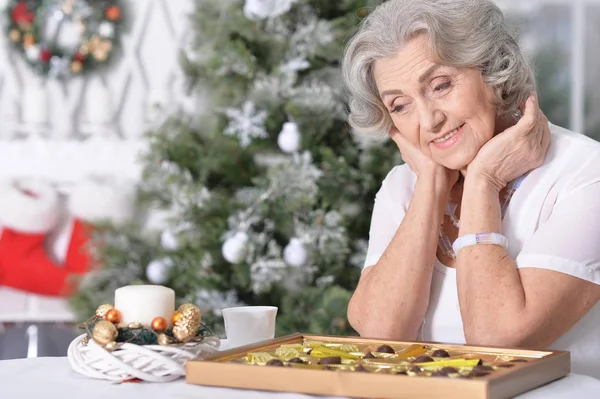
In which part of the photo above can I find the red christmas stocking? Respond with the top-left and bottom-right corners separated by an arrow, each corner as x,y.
0,178 -> 86,297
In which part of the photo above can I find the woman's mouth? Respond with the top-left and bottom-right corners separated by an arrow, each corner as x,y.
431,123 -> 465,149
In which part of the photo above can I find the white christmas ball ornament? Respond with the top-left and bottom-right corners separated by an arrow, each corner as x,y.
146,258 -> 174,284
243,0 -> 297,21
222,232 -> 249,264
277,122 -> 301,153
283,238 -> 308,267
26,45 -> 41,62
160,228 -> 179,250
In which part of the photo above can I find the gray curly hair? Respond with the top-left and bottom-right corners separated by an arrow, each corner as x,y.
342,0 -> 536,139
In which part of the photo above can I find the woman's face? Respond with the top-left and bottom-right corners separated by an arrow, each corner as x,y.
373,34 -> 501,171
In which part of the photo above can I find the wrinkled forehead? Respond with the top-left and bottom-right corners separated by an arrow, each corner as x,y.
372,36 -> 442,94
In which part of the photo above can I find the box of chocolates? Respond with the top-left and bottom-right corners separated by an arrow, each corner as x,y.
185,333 -> 570,399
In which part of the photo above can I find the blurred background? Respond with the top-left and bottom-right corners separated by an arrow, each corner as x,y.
0,0 -> 598,360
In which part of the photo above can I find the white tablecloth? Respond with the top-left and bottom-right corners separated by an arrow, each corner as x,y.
1,350 -> 600,398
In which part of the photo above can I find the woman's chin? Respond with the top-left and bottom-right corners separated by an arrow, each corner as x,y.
436,153 -> 478,173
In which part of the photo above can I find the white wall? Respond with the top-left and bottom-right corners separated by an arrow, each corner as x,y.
0,0 -> 196,322
0,0 -> 196,188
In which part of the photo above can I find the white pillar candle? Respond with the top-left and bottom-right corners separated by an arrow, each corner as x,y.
114,285 -> 175,327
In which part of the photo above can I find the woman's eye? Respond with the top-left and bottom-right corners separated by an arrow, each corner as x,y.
434,82 -> 451,92
391,104 -> 405,113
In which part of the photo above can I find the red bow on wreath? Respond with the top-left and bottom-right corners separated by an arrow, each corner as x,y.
10,2 -> 35,25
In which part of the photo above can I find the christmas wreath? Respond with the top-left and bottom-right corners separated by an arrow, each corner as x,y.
5,0 -> 123,79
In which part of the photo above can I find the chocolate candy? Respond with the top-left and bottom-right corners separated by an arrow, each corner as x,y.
430,366 -> 458,377
440,367 -> 458,374
510,359 -> 528,363
468,369 -> 491,378
472,365 -> 494,373
364,352 -> 376,359
413,355 -> 434,363
355,365 -> 369,372
410,365 -> 422,373
497,363 -> 515,368
431,349 -> 450,358
396,370 -> 408,375
266,359 -> 284,367
377,344 -> 395,354
288,358 -> 305,364
318,356 -> 342,365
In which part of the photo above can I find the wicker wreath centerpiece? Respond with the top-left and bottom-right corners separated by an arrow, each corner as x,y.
68,293 -> 220,383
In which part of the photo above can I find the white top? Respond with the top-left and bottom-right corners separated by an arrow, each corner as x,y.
363,123 -> 600,379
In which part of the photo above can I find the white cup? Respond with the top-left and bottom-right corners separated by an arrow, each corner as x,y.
222,306 -> 278,348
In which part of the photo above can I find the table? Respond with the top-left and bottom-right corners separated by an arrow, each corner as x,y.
1,349 -> 600,399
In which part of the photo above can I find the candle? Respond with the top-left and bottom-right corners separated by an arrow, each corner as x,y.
114,285 -> 175,327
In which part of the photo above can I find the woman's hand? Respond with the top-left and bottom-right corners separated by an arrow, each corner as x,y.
390,128 -> 459,192
468,93 -> 551,191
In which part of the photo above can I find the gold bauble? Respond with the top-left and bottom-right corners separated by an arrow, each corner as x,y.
104,341 -> 118,351
100,40 -> 112,52
92,320 -> 118,345
177,303 -> 202,325
95,304 -> 114,318
93,49 -> 108,62
128,322 -> 142,329
71,61 -> 83,74
173,324 -> 196,343
172,304 -> 201,343
9,29 -> 20,42
157,334 -> 171,346
89,35 -> 101,48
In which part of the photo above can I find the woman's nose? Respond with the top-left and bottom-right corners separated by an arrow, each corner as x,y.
418,102 -> 445,133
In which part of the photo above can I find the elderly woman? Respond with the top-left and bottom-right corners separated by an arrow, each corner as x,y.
342,0 -> 600,378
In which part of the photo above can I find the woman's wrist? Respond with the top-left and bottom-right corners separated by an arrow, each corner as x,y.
419,163 -> 455,195
415,166 -> 455,223
459,172 -> 503,236
464,168 -> 504,195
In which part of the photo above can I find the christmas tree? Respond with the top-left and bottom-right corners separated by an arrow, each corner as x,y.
70,0 -> 401,337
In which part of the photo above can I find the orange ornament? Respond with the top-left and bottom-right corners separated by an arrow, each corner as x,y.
23,33 -> 35,47
105,308 -> 121,324
106,5 -> 121,21
151,317 -> 168,332
172,312 -> 182,324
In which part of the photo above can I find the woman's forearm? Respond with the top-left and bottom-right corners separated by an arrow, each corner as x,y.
456,175 -> 526,344
349,171 -> 449,340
